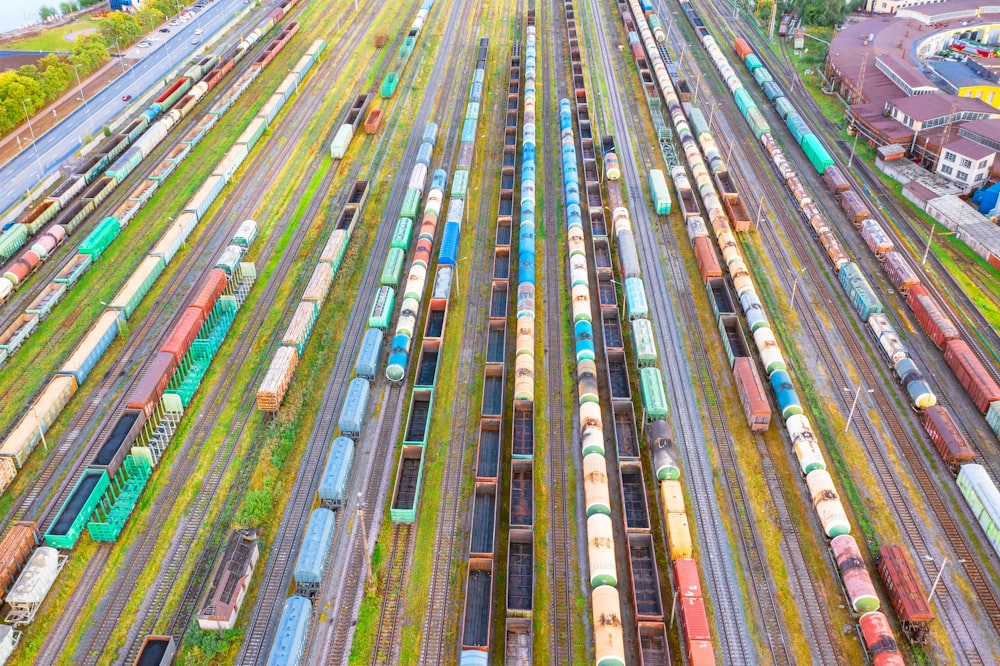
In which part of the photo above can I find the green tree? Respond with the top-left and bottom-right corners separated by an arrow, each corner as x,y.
136,7 -> 165,32
59,1 -> 79,14
793,0 -> 848,26
38,5 -> 57,20
70,33 -> 109,73
0,71 -> 47,133
236,484 -> 274,526
37,54 -> 71,100
184,626 -> 243,665
149,0 -> 183,17
98,11 -> 143,47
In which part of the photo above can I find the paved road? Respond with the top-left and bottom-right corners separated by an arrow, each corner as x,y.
0,0 -> 248,213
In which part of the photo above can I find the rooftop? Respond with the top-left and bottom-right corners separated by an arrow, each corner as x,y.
928,59 -> 995,91
942,136 -> 997,159
960,118 -> 1000,142
889,92 -> 998,120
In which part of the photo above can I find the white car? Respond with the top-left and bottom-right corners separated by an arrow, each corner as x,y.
137,41 -> 151,48
194,28 -> 202,35
170,20 -> 180,25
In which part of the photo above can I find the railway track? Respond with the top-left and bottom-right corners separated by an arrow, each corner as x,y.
698,57 -> 998,659
416,6 -> 507,665
0,0 -> 282,391
4,11 -> 304,530
539,0 -> 575,661
32,3 -> 391,663
239,0 -> 498,663
586,1 -> 790,663
371,523 -> 413,664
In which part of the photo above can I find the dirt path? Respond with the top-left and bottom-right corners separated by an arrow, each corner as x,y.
62,28 -> 97,42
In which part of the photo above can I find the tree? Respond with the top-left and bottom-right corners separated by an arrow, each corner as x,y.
236,483 -> 274,527
793,0 -> 848,26
149,0 -> 183,17
70,33 -> 109,73
38,5 -> 57,20
0,71 -> 47,133
136,7 -> 165,32
37,54 -> 71,101
98,11 -> 143,47
59,1 -> 79,15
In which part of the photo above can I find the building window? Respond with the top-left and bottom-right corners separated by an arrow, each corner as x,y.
976,172 -> 986,181
958,171 -> 969,181
961,158 -> 972,168
981,159 -> 989,168
945,151 -> 957,161
941,165 -> 953,174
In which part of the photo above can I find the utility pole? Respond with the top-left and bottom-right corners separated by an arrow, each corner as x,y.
357,492 -> 372,587
769,0 -> 777,41
20,100 -> 43,176
927,557 -> 948,603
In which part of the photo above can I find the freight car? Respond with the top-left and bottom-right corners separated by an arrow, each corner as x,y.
265,596 -> 311,666
956,464 -> 1000,560
877,544 -> 933,643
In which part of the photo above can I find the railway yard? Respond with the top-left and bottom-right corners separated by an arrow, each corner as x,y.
0,0 -> 1000,663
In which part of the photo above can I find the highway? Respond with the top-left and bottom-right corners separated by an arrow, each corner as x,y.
0,0 -> 247,213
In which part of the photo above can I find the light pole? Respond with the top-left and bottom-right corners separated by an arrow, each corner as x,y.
843,386 -> 873,433
20,100 -> 44,176
73,64 -> 93,133
693,72 -> 702,104
114,36 -> 126,73
709,102 -> 719,131
357,491 -> 372,586
922,226 -> 955,266
789,267 -> 805,308
754,196 -> 765,231
924,556 -> 965,603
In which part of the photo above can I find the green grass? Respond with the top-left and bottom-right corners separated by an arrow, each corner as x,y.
4,17 -> 103,53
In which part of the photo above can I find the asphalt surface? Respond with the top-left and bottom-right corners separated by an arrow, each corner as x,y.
0,0 -> 248,213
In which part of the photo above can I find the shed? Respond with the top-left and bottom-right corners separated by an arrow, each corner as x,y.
197,529 -> 259,631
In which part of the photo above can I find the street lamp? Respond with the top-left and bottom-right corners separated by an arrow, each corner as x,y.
73,64 -> 93,133
114,35 -> 126,73
924,556 -> 965,603
20,99 -> 44,177
357,491 -> 372,587
843,385 -> 874,433
922,226 -> 955,266
709,102 -> 720,131
789,267 -> 805,308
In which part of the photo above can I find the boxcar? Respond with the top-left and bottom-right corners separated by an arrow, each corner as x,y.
877,544 -> 933,644
921,406 -> 975,471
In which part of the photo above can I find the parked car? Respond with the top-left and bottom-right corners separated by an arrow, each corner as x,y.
137,41 -> 151,48
159,27 -> 170,32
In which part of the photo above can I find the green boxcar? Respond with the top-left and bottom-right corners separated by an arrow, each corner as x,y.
451,170 -> 469,199
625,277 -> 648,320
639,367 -> 669,421
381,247 -> 405,287
632,319 -> 658,367
648,169 -> 671,214
45,469 -> 109,549
746,107 -> 770,140
461,118 -> 478,143
734,88 -> 757,118
0,225 -> 27,263
774,96 -> 794,120
368,285 -> 396,329
109,255 -> 165,317
987,402 -> 1000,439
400,188 -> 422,219
381,71 -> 399,98
753,66 -> 773,87
79,216 -> 121,258
465,102 -> 480,120
745,54 -> 763,71
802,134 -> 834,174
391,217 -> 413,250
390,446 -> 425,523
687,106 -> 709,139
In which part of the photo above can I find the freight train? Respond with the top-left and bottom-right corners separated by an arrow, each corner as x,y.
732,34 -> 1000,569
0,16 -> 312,379
632,0 -> 909,661
0,35 -> 324,489
0,2 -> 300,303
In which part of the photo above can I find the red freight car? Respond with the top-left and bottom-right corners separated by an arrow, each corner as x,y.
127,351 -> 178,417
673,558 -> 702,598
687,639 -> 717,666
680,596 -> 711,641
733,357 -> 771,431
920,406 -> 975,470
943,339 -> 1000,413
877,544 -> 934,644
191,269 -> 228,316
0,521 -> 39,595
693,236 -> 722,281
859,611 -> 906,666
840,190 -> 871,226
161,306 -> 207,364
906,285 -> 959,349
734,37 -> 753,61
